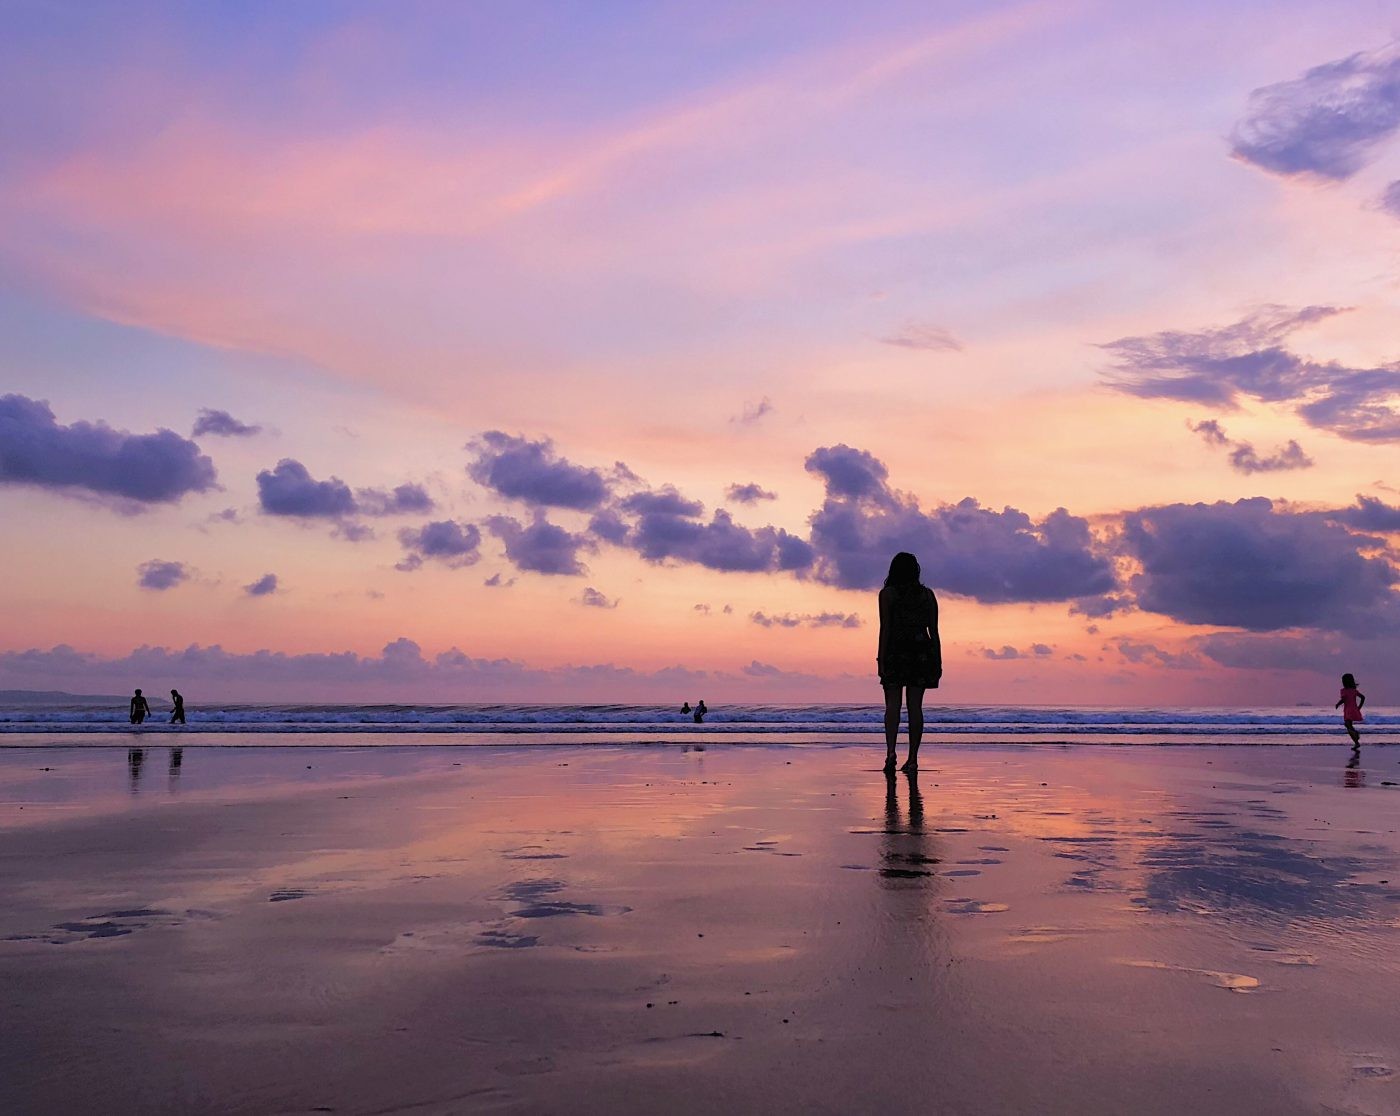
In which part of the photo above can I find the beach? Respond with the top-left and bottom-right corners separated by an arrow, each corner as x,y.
2,741 -> 1398,1115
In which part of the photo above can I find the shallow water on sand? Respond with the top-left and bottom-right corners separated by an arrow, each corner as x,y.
1,743 -> 1398,1114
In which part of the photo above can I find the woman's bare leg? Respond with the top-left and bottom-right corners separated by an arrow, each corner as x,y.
883,684 -> 903,769
902,686 -> 926,771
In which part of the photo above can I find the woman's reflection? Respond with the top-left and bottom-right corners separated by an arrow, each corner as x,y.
879,771 -> 938,882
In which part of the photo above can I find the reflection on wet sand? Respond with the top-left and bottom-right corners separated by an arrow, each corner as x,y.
1344,745 -> 1365,789
880,771 -> 938,882
3,744 -> 1399,1115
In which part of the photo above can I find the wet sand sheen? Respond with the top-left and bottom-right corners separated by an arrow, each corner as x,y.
1,743 -> 1398,1114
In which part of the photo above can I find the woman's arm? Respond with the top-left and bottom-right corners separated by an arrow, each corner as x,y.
877,587 -> 890,665
1358,690 -> 1366,708
927,589 -> 942,678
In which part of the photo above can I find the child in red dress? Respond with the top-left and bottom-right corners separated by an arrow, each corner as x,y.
1335,673 -> 1366,746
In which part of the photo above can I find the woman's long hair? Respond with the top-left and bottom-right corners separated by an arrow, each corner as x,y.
883,551 -> 922,590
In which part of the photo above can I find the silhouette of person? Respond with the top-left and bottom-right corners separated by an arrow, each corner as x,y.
1336,672 -> 1365,747
680,702 -> 692,715
877,552 -> 941,774
170,689 -> 186,725
129,688 -> 152,725
128,747 -> 145,792
693,700 -> 707,724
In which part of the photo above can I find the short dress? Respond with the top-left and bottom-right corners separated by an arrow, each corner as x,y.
879,585 -> 941,688
1340,687 -> 1364,722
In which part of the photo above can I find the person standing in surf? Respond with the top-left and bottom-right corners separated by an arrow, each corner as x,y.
129,688 -> 152,725
877,552 -> 941,774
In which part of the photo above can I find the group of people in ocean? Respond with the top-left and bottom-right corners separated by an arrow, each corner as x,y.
680,700 -> 707,723
129,688 -> 185,725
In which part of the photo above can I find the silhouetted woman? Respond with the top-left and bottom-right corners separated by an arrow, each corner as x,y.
877,552 -> 941,773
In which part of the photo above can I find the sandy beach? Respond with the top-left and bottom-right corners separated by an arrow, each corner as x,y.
2,742 -> 1398,1115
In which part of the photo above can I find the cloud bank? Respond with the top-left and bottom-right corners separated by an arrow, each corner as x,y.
192,409 -> 261,438
1230,46 -> 1400,180
1103,306 -> 1400,443
137,559 -> 190,591
1,394 -> 217,505
805,445 -> 1117,602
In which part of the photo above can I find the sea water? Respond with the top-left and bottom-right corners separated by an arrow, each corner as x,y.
0,702 -> 1392,746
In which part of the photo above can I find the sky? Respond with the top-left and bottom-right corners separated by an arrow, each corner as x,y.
2,0 -> 1399,704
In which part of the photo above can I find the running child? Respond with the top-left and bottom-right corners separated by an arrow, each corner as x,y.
1335,673 -> 1366,746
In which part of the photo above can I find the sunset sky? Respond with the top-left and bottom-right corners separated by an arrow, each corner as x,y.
3,1 -> 1399,703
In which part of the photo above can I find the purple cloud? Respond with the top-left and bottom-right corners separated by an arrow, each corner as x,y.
1230,47 -> 1400,181
750,611 -> 860,629
244,573 -> 279,597
192,408 -> 261,438
1114,639 -> 1200,670
982,645 -> 1020,660
587,509 -> 631,544
620,487 -> 705,517
806,446 -> 1115,602
1188,420 -> 1313,474
257,459 -> 356,517
805,444 -> 891,502
731,397 -> 774,425
0,394 -> 217,505
629,507 -> 814,573
467,431 -> 610,510
357,483 -> 436,516
483,572 -> 516,588
577,587 -> 619,608
1119,497 -> 1399,632
727,483 -> 777,504
1329,494 -> 1400,532
257,460 -> 431,524
1103,307 -> 1400,443
880,323 -> 964,352
1101,306 -> 1344,406
1381,180 -> 1400,218
137,559 -> 189,591
396,520 -> 482,571
0,639 -> 823,703
488,514 -> 592,575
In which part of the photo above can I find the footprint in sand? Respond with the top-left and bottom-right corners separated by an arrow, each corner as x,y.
1348,1058 -> 1395,1080
1124,960 -> 1259,992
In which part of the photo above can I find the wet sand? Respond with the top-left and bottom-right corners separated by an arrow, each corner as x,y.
2,743 -> 1398,1115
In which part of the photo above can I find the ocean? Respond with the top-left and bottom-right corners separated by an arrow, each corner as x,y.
0,702 -> 1391,746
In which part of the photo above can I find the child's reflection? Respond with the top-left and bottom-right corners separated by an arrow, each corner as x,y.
1344,745 -> 1366,789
